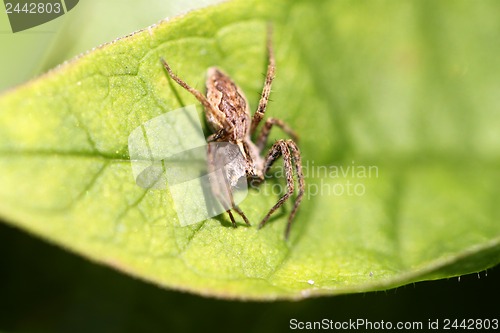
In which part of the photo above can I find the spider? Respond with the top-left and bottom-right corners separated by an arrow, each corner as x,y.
161,27 -> 304,239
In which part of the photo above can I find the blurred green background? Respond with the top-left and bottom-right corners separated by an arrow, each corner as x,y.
1,0 -> 499,332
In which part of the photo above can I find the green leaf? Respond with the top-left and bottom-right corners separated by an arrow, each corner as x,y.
1,0 -> 499,300
0,0 -> 224,91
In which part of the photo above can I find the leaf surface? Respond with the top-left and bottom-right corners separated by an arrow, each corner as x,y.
1,0 -> 499,299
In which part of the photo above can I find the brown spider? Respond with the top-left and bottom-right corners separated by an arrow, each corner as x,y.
161,28 -> 304,239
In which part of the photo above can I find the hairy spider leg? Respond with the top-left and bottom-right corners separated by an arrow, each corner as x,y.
207,143 -> 250,227
250,25 -> 276,134
161,58 -> 231,136
256,117 -> 299,151
284,140 -> 305,238
258,139 -> 304,239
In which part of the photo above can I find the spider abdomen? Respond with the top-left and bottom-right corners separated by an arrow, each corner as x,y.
206,67 -> 251,141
